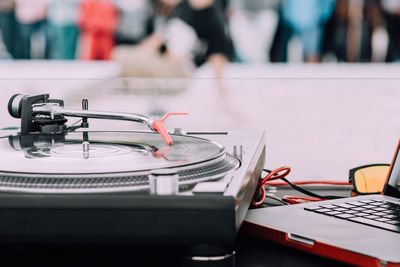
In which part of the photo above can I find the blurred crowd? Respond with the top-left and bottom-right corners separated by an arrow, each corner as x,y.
1,0 -> 400,76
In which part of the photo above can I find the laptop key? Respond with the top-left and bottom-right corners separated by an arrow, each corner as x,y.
358,199 -> 375,204
388,207 -> 400,213
370,202 -> 383,206
385,220 -> 400,225
348,217 -> 400,233
388,202 -> 400,210
334,213 -> 356,219
373,212 -> 389,216
333,208 -> 347,212
319,204 -> 337,209
346,201 -> 365,207
325,211 -> 343,216
373,207 -> 388,212
362,205 -> 377,209
376,217 -> 392,222
388,205 -> 400,211
304,206 -> 322,211
353,207 -> 366,211
333,203 -> 354,209
364,215 -> 380,219
355,212 -> 369,217
363,210 -> 376,214
343,210 -> 358,214
384,214 -> 398,219
314,209 -> 332,213
382,210 -> 394,214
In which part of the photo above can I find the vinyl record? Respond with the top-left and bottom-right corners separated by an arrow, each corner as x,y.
0,131 -> 239,193
3,131 -> 226,174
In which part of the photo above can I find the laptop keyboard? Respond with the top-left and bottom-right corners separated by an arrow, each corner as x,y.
304,199 -> 400,233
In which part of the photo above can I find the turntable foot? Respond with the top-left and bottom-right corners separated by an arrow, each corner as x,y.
183,244 -> 235,267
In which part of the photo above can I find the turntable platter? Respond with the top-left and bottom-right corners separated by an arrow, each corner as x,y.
0,131 -> 239,193
3,131 -> 226,174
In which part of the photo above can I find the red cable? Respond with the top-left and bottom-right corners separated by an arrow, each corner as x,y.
252,166 -> 291,207
282,196 -> 326,204
252,167 -> 351,207
252,186 -> 266,207
265,180 -> 352,186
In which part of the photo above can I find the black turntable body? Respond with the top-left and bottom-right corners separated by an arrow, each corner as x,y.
1,94 -> 265,265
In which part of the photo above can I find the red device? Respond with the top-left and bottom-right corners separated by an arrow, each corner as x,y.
242,140 -> 400,267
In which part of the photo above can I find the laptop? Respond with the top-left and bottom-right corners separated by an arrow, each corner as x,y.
242,140 -> 400,267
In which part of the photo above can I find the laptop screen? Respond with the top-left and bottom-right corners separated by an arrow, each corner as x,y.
384,140 -> 400,198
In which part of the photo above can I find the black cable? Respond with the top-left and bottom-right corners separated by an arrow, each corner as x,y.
280,177 -> 343,200
262,168 -> 344,201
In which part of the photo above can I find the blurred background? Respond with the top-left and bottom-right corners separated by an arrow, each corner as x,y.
1,0 -> 400,75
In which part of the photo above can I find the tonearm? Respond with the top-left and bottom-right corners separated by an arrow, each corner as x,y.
8,94 -> 186,144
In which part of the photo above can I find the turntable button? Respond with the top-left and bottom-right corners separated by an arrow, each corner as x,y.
193,182 -> 228,194
149,169 -> 179,195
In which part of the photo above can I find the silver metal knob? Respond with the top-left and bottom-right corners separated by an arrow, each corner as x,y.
8,94 -> 26,118
149,169 -> 179,195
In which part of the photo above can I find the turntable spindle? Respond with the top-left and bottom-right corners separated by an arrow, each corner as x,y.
81,99 -> 89,128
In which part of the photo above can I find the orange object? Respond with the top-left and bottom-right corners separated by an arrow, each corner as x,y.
152,120 -> 173,145
161,113 -> 189,122
78,0 -> 118,60
152,113 -> 188,145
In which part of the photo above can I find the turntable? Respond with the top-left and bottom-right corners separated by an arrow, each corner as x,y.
0,94 -> 265,262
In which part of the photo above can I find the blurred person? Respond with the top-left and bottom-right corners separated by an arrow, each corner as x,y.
228,0 -> 281,63
78,0 -> 118,60
150,0 -> 181,29
277,0 -> 335,62
0,0 -> 17,58
14,0 -> 49,59
346,0 -> 365,61
382,0 -> 400,61
47,0 -> 81,59
328,0 -> 381,62
172,0 -> 233,76
114,0 -> 153,45
113,0 -> 232,78
323,0 -> 348,61
346,0 -> 381,62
